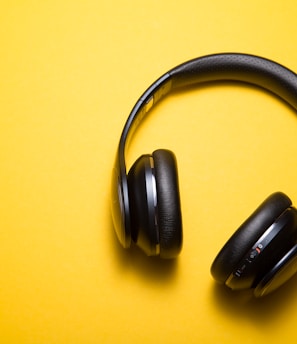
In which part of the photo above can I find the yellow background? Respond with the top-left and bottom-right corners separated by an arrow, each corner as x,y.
1,1 -> 297,343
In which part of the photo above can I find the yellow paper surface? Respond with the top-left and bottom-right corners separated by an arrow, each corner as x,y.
1,1 -> 297,343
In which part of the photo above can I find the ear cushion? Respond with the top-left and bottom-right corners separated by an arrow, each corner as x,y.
152,149 -> 183,258
211,192 -> 292,284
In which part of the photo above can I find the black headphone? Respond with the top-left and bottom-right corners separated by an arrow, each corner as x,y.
111,53 -> 297,297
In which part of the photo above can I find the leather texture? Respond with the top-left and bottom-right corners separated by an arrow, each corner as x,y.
152,150 -> 183,258
170,53 -> 297,111
211,192 -> 292,284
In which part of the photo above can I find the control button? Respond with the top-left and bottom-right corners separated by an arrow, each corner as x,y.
249,249 -> 259,260
235,264 -> 247,277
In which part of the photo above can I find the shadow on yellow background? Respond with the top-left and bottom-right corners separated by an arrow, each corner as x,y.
108,199 -> 297,325
108,212 -> 179,284
212,275 -> 297,324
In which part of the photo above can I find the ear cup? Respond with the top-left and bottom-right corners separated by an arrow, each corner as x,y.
211,192 -> 292,284
152,150 -> 183,258
127,149 -> 182,258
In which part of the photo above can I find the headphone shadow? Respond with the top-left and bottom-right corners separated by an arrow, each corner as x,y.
108,212 -> 178,284
108,198 -> 297,320
211,272 -> 297,324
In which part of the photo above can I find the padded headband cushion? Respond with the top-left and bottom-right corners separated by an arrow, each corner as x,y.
211,192 -> 292,284
152,149 -> 183,258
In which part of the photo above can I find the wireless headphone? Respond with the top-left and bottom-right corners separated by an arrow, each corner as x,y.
111,53 -> 297,297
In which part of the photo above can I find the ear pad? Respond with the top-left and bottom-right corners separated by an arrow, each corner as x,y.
127,149 -> 182,258
211,192 -> 292,284
152,149 -> 183,258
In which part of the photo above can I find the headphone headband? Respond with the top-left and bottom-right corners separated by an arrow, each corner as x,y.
112,53 -> 297,248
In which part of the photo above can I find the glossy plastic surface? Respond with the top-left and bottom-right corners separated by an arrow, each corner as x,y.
254,245 -> 297,297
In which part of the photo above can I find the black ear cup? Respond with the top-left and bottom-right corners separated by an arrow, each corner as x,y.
211,192 -> 293,285
226,207 -> 297,291
127,149 -> 182,258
